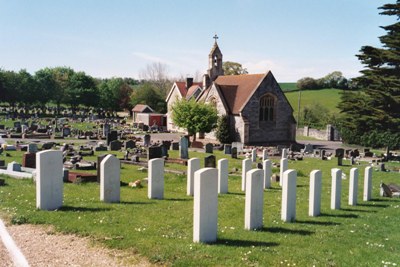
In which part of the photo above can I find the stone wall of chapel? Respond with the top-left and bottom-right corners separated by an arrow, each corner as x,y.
167,87 -> 183,132
240,73 -> 296,144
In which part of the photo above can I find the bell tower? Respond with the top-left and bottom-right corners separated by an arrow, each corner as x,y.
207,34 -> 224,82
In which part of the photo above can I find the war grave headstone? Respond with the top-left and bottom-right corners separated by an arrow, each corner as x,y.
281,169 -> 297,222
100,154 -> 120,203
349,168 -> 358,206
251,148 -> 257,162
224,144 -> 232,155
187,158 -> 200,196
204,155 -> 216,168
148,145 -> 163,160
241,158 -> 252,191
279,158 -> 288,186
331,168 -> 342,210
262,149 -> 268,161
218,158 -> 228,194
148,158 -> 164,199
245,169 -> 264,230
110,140 -> 122,151
36,150 -> 63,210
309,170 -> 322,217
193,168 -> 218,243
97,154 -> 108,182
231,147 -> 238,159
263,159 -> 272,189
363,166 -> 372,201
179,136 -> 189,159
205,143 -> 213,154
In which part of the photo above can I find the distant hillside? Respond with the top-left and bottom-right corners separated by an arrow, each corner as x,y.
284,88 -> 342,122
279,83 -> 298,92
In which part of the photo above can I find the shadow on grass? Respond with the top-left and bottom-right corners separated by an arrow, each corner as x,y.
295,219 -> 341,226
59,206 -> 111,212
214,238 -> 279,247
227,192 -> 245,196
264,187 -> 281,191
341,208 -> 377,213
261,227 -> 314,236
164,198 -> 191,202
320,213 -> 359,219
120,201 -> 155,205
357,203 -> 389,208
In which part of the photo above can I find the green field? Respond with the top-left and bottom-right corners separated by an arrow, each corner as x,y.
1,149 -> 400,266
279,83 -> 298,92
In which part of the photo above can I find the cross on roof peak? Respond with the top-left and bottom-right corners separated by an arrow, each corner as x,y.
213,34 -> 219,43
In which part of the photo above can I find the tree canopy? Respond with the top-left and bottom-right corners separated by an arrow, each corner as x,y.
338,1 -> 400,150
171,99 -> 218,141
223,61 -> 248,75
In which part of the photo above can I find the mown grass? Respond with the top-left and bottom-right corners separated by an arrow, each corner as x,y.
1,149 -> 400,266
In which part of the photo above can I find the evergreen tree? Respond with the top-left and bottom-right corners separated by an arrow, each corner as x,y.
215,115 -> 233,144
338,1 -> 400,150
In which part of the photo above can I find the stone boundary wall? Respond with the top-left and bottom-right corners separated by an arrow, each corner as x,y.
296,125 -> 341,141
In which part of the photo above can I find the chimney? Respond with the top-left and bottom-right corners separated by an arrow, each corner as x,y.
186,77 -> 193,89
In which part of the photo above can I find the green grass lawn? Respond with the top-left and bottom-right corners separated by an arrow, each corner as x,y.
1,149 -> 400,266
279,83 -> 298,92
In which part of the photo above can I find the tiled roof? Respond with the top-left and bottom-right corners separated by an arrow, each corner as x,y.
175,82 -> 187,97
186,84 -> 202,100
215,73 -> 267,115
132,104 -> 154,113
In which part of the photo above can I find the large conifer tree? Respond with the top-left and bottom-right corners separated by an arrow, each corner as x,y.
338,1 -> 400,149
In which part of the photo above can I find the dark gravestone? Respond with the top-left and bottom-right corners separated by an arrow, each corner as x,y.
103,123 -> 110,137
204,155 -> 216,168
125,140 -> 135,150
14,121 -> 21,129
224,144 -> 232,155
0,160 -> 5,167
335,148 -> 345,158
171,142 -> 179,150
22,153 -> 36,168
205,143 -> 213,154
338,156 -> 343,166
179,136 -> 189,159
162,141 -> 171,150
97,154 -> 108,182
107,130 -> 118,146
148,145 -> 162,160
62,127 -> 71,137
231,147 -> 238,159
143,134 -> 151,147
0,125 -> 4,130
42,142 -> 55,150
161,145 -> 168,158
110,140 -> 122,151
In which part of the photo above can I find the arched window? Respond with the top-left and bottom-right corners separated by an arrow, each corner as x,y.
259,95 -> 275,121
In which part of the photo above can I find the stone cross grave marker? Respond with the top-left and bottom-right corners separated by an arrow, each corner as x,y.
245,169 -> 264,230
100,154 -> 120,203
36,150 -> 63,210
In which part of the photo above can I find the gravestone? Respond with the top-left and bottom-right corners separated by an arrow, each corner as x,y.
62,127 -> 71,137
21,125 -> 28,133
143,134 -> 151,147
193,168 -> 218,243
109,140 -> 122,151
282,148 -> 288,159
263,159 -> 272,189
204,155 -> 216,168
251,148 -> 257,162
7,161 -> 21,172
363,166 -> 372,201
0,125 -> 4,130
124,140 -> 135,150
205,143 -> 213,154
28,143 -> 38,153
36,150 -> 63,210
107,130 -> 118,146
309,170 -> 322,217
148,145 -> 162,160
103,123 -> 110,137
171,142 -> 179,150
100,155 -> 120,203
187,158 -> 200,196
160,144 -> 168,158
303,143 -> 314,154
97,154 -> 108,183
245,169 -> 264,230
281,169 -> 297,222
241,159 -> 252,191
22,152 -> 36,168
335,148 -> 345,157
331,168 -> 342,210
179,136 -> 189,159
224,144 -> 232,155
218,158 -> 228,194
231,147 -> 238,159
95,142 -> 108,151
279,158 -> 288,187
42,142 -> 54,150
379,163 -> 386,172
162,141 -> 171,150
349,168 -> 358,206
262,149 -> 268,161
232,142 -> 243,153
148,158 -> 164,199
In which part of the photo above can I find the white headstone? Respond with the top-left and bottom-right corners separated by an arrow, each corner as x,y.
36,150 -> 63,210
331,168 -> 342,210
309,170 -> 322,217
262,149 -> 268,161
281,169 -> 297,222
263,159 -> 272,189
100,154 -> 120,203
245,169 -> 264,230
251,148 -> 257,162
363,166 -> 372,201
193,168 -> 218,243
218,158 -> 228,194
349,168 -> 359,206
187,158 -> 200,196
148,158 -> 164,199
279,158 -> 288,186
282,148 -> 288,159
241,159 -> 252,191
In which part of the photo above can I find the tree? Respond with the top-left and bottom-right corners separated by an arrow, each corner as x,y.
215,115 -> 233,144
223,61 -> 248,75
66,71 -> 98,110
171,99 -> 218,142
338,1 -> 400,150
50,67 -> 75,114
297,77 -> 318,90
130,82 -> 166,113
34,68 -> 57,108
139,62 -> 172,97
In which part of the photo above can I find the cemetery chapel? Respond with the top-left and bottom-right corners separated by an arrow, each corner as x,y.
166,36 -> 296,145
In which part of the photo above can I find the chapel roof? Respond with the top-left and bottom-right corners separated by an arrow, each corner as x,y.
132,104 -> 155,113
186,84 -> 202,100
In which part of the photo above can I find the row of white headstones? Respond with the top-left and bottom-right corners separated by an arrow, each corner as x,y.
35,149 -> 372,244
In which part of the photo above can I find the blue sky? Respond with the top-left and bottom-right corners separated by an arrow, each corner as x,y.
0,0 -> 395,82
